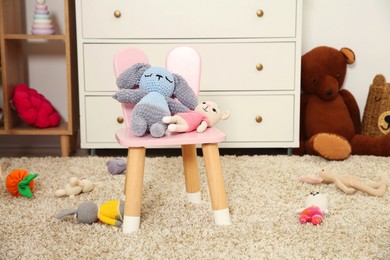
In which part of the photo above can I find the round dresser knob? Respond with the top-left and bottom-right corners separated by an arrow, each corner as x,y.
256,64 -> 263,71
256,9 -> 264,17
255,116 -> 263,123
114,10 -> 121,18
117,116 -> 124,124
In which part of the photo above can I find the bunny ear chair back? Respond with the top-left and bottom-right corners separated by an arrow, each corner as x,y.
113,46 -> 231,233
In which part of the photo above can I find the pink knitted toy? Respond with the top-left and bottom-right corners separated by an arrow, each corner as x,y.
296,192 -> 329,225
299,206 -> 324,225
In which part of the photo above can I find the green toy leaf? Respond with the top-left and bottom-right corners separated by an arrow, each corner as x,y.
18,174 -> 38,198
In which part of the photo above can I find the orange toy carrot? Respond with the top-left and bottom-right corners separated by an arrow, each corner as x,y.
5,169 -> 38,198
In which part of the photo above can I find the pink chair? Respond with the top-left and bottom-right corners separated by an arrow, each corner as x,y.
114,46 -> 231,233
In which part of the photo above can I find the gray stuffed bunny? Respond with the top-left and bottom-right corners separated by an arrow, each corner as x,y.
55,201 -> 99,224
112,63 -> 198,137
56,200 -> 125,227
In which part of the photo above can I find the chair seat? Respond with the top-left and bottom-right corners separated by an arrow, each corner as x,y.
116,127 -> 226,147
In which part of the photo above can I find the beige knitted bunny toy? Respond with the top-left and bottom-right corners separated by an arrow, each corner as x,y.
298,169 -> 388,196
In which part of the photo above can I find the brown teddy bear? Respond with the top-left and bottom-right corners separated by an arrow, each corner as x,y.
294,46 -> 390,160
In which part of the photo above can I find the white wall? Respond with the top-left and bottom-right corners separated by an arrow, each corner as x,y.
1,0 -> 390,149
302,0 -> 390,117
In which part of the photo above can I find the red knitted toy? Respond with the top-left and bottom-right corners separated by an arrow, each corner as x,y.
12,84 -> 61,128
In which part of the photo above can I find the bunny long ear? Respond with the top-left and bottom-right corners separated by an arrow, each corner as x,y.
298,176 -> 324,184
56,208 -> 77,219
172,74 -> 198,110
116,63 -> 150,89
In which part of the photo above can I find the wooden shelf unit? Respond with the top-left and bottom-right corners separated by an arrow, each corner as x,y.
0,0 -> 78,156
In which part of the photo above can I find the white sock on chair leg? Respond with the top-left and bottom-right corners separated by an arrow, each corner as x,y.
123,216 -> 140,233
213,208 -> 231,225
187,191 -> 201,203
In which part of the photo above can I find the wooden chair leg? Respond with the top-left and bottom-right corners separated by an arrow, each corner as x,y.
202,143 -> 231,225
181,144 -> 201,203
123,147 -> 146,233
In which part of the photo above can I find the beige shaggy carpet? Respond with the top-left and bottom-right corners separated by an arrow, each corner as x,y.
0,155 -> 389,259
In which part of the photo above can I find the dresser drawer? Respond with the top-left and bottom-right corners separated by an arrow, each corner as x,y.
79,0 -> 297,39
84,96 -> 124,143
199,93 -> 295,143
83,42 -> 296,92
82,94 -> 296,146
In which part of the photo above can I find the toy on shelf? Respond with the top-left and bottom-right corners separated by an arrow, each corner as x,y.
112,63 -> 198,137
55,177 -> 103,198
107,158 -> 126,175
31,0 -> 55,35
5,169 -> 39,198
163,101 -> 230,133
56,200 -> 124,227
296,192 -> 329,225
362,74 -> 390,138
11,84 -> 61,128
298,169 -> 388,196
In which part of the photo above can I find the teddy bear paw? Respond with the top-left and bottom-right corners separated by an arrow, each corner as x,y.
382,133 -> 390,156
311,133 -> 352,160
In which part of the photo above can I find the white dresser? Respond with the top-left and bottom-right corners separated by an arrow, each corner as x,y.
75,0 -> 302,149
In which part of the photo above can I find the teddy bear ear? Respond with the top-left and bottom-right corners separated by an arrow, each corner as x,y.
340,47 -> 355,65
373,74 -> 386,86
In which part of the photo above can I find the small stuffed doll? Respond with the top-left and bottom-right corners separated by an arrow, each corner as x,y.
55,177 -> 103,198
112,63 -> 198,137
56,200 -> 124,227
298,169 -> 388,196
162,101 -> 230,133
296,192 -> 329,225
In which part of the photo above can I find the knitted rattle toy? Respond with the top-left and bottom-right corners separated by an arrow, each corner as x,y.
163,101 -> 230,133
112,63 -> 198,137
56,200 -> 124,227
296,192 -> 329,225
5,169 -> 39,198
298,169 -> 388,196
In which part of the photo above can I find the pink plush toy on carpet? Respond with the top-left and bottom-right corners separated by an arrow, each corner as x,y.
296,192 -> 329,225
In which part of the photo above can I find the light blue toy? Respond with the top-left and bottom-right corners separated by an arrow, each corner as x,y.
112,63 -> 198,137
